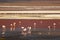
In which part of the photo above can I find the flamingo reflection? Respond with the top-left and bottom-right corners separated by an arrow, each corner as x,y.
2,25 -> 6,38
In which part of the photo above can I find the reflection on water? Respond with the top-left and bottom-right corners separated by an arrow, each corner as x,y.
0,31 -> 60,40
0,21 -> 60,40
1,25 -> 6,38
53,22 -> 56,31
21,26 -> 31,36
0,28 -> 60,40
33,22 -> 36,30
10,22 -> 16,31
48,25 -> 51,31
27,26 -> 31,34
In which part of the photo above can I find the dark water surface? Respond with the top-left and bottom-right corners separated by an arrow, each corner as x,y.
0,28 -> 60,40
0,0 -> 60,2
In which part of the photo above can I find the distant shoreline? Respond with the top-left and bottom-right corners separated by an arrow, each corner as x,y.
0,1 -> 60,6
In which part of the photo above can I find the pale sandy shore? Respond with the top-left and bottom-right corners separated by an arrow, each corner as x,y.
0,1 -> 60,11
